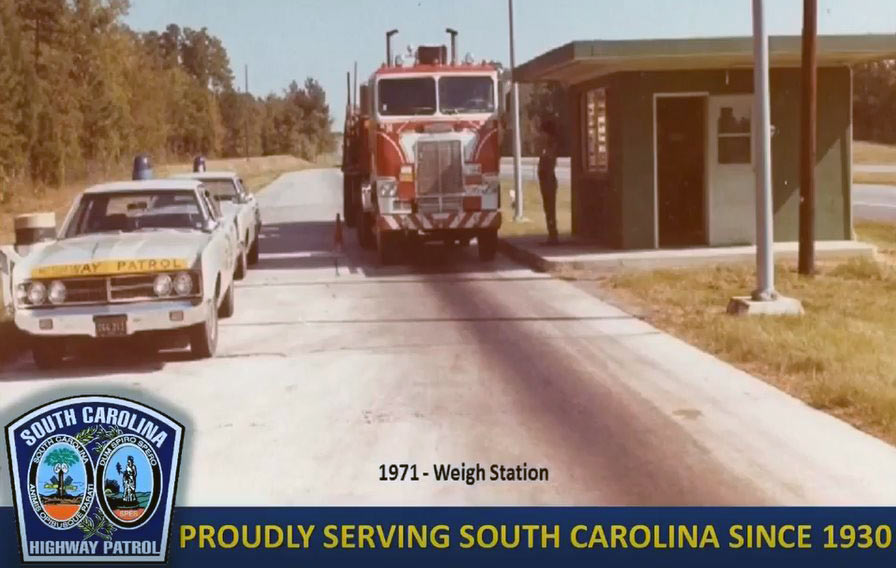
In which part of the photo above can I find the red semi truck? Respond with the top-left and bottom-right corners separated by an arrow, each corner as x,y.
341,29 -> 502,264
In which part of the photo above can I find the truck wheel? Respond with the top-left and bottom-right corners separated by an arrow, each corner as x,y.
343,178 -> 357,228
32,338 -> 65,370
377,231 -> 401,265
247,233 -> 260,265
478,229 -> 498,261
358,210 -> 375,249
190,302 -> 219,359
217,284 -> 235,319
234,248 -> 247,280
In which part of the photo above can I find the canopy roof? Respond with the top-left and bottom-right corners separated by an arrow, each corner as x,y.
515,35 -> 896,84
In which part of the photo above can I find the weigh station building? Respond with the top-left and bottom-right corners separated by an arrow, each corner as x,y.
514,35 -> 896,249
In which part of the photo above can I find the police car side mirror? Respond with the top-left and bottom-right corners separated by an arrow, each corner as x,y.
202,219 -> 218,233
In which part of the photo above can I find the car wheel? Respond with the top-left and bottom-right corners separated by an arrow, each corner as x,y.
217,284 -> 235,319
189,302 -> 218,359
32,338 -> 65,370
478,229 -> 498,261
234,248 -> 247,280
247,232 -> 260,265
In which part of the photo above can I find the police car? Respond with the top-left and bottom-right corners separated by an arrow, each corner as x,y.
173,164 -> 261,275
4,179 -> 240,368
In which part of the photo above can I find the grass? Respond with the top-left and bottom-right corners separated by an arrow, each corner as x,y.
854,140 -> 896,165
597,224 -> 896,444
854,171 -> 896,186
498,179 -> 572,239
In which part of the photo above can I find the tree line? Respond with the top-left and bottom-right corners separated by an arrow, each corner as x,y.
854,60 -> 896,144
0,0 -> 334,188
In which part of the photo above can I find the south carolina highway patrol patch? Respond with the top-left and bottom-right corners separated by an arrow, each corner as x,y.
5,396 -> 184,563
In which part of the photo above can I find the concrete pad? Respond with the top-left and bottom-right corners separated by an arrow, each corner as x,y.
501,236 -> 877,273
726,295 -> 805,316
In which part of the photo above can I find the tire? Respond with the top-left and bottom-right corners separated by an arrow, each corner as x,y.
189,301 -> 219,359
376,230 -> 401,266
247,231 -> 260,265
234,248 -> 247,280
478,229 -> 498,261
32,338 -> 65,370
217,283 -> 235,319
343,177 -> 357,228
357,210 -> 375,250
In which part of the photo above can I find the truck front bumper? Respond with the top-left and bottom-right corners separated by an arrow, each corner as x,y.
378,211 -> 502,232
14,299 -> 210,338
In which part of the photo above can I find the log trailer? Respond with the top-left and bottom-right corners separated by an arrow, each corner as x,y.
341,29 -> 502,264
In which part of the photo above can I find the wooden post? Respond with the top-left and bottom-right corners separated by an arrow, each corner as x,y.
798,0 -> 817,275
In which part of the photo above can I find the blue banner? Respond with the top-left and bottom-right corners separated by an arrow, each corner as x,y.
2,506 -> 896,566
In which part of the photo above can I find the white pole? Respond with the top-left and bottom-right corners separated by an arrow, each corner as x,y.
752,0 -> 776,300
508,0 -> 524,221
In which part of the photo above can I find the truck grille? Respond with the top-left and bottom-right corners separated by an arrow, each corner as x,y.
418,196 -> 462,214
416,140 -> 463,196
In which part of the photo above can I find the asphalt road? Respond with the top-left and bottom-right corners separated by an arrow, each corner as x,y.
3,168 -> 896,506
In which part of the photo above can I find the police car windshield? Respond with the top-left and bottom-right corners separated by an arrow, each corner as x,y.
201,179 -> 240,201
439,76 -> 495,114
378,77 -> 436,116
65,191 -> 206,237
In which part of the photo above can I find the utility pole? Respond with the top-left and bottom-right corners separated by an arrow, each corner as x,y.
353,61 -> 358,110
244,64 -> 250,161
751,0 -> 776,301
798,0 -> 817,275
508,0 -> 524,221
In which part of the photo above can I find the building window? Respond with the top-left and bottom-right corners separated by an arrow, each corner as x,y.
583,88 -> 608,173
716,105 -> 751,164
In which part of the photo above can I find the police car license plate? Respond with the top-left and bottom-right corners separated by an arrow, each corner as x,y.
94,315 -> 127,337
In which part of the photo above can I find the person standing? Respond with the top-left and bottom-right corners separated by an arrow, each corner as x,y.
537,119 -> 560,245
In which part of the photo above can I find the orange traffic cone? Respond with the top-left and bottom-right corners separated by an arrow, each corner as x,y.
334,213 -> 344,253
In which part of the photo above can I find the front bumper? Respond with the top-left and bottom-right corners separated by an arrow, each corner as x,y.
14,299 -> 210,338
378,210 -> 502,232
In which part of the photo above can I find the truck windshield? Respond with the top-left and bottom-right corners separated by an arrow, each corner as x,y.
378,77 -> 436,116
439,76 -> 495,114
65,191 -> 206,237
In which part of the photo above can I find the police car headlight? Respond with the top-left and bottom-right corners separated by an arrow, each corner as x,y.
173,272 -> 193,296
27,282 -> 47,306
48,280 -> 67,305
153,274 -> 173,297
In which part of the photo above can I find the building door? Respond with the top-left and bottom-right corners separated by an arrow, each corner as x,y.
656,96 -> 707,247
708,95 -> 755,245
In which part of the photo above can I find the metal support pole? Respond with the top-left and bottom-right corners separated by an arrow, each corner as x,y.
508,0 -> 524,221
244,64 -> 250,161
752,0 -> 776,300
798,0 -> 817,275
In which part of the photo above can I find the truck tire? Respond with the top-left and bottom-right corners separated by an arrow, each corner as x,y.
343,177 -> 357,228
377,231 -> 401,265
32,338 -> 65,370
478,229 -> 498,261
357,210 -> 375,250
190,302 -> 219,359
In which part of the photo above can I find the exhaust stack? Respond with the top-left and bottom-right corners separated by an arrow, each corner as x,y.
446,28 -> 458,64
386,29 -> 398,65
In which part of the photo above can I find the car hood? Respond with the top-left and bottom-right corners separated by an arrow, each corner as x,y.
14,231 -> 210,280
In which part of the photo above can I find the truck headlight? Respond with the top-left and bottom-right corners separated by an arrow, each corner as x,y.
173,272 -> 193,296
27,282 -> 47,305
48,280 -> 67,305
153,274 -> 173,297
378,180 -> 397,197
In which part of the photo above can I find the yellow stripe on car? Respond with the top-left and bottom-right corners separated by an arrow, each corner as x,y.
31,258 -> 189,279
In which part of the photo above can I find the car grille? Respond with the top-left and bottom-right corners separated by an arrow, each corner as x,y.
416,139 -> 463,196
29,273 -> 200,307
